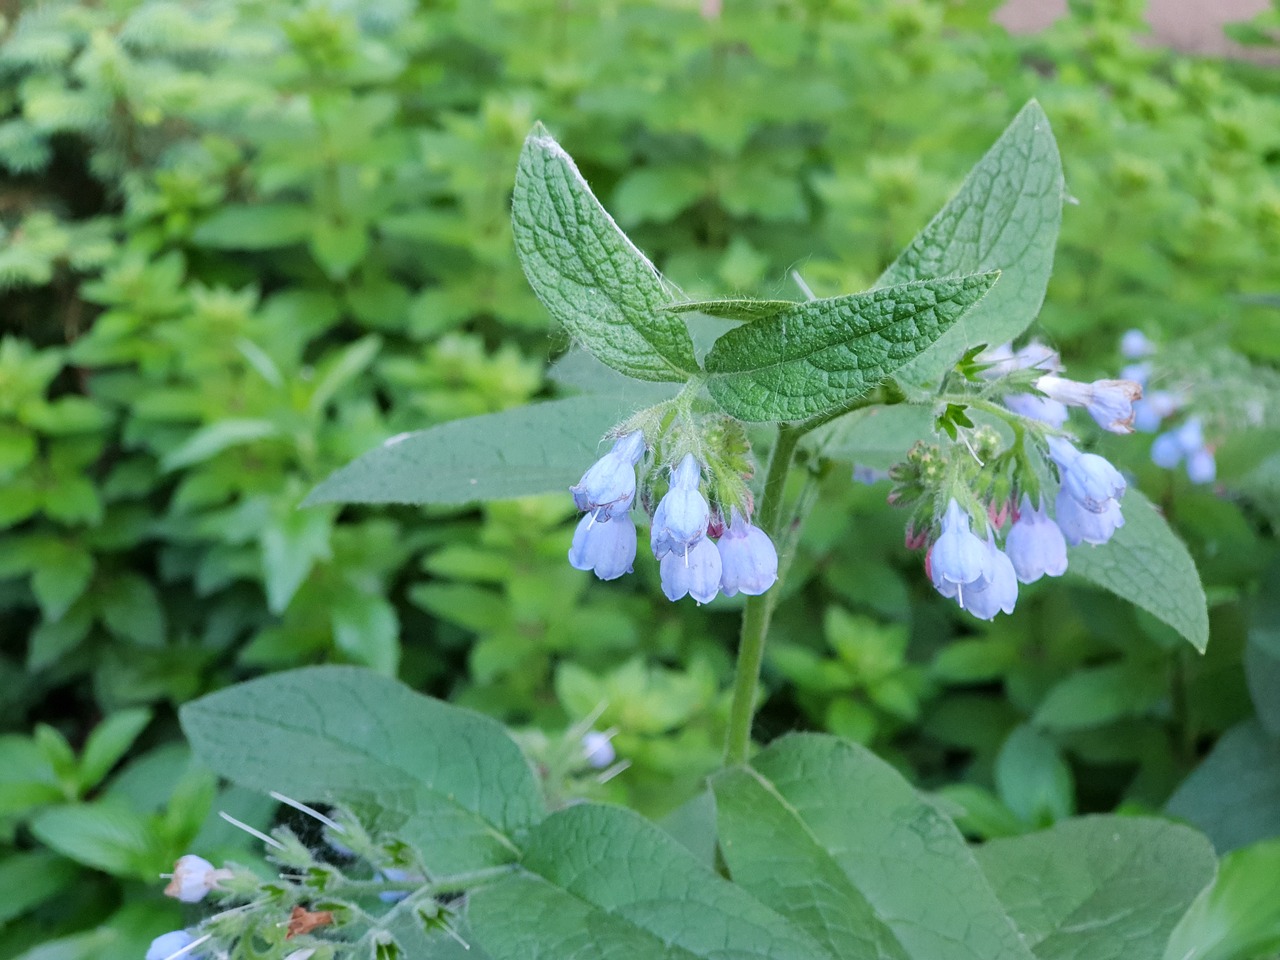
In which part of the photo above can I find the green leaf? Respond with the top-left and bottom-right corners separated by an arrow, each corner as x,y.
1032,661 -> 1166,732
1067,489 -> 1209,652
712,733 -> 1032,960
30,801 -> 165,878
78,709 -> 152,792
995,726 -> 1074,826
180,666 -> 544,874
98,573 -> 167,647
305,396 -> 635,506
1163,838 -> 1280,960
30,545 -> 94,623
663,299 -> 798,322
1166,720 -> 1280,853
0,851 -> 79,926
260,507 -> 332,614
703,274 -> 998,422
161,419 -> 280,472
191,203 -> 312,250
468,803 -> 832,960
809,403 -> 937,469
308,334 -> 382,416
330,590 -> 400,674
975,817 -> 1216,960
512,127 -> 698,382
878,101 -> 1064,390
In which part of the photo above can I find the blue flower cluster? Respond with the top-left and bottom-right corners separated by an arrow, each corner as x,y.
568,437 -> 778,603
928,434 -> 1127,621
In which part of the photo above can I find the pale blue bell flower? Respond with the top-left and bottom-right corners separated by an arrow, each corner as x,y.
581,730 -> 617,769
650,454 -> 710,559
1004,392 -> 1069,428
1035,375 -> 1142,434
1055,487 -> 1124,546
1150,430 -> 1184,468
1120,362 -> 1151,387
1004,496 -> 1068,583
1134,389 -> 1179,432
1121,329 -> 1154,359
1186,447 -> 1216,485
1047,436 -> 1126,513
929,499 -> 993,603
571,431 -> 646,520
716,510 -> 778,597
660,536 -> 722,604
959,538 -> 1019,620
568,513 -> 637,580
147,932 -> 200,960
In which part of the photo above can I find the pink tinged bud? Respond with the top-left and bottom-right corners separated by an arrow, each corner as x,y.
1005,496 -> 1068,583
1055,487 -> 1124,546
905,523 -> 928,551
1004,392 -> 1069,428
568,513 -> 637,581
163,855 -> 229,903
570,431 -> 645,520
957,539 -> 1019,620
581,731 -> 617,768
988,499 -> 1012,530
659,537 -> 722,604
650,454 -> 711,559
716,511 -> 778,598
929,499 -> 993,604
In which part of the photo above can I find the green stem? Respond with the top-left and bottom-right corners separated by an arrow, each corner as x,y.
723,422 -> 802,766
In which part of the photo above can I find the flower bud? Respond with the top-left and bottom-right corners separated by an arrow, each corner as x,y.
650,454 -> 711,560
570,431 -> 645,520
659,536 -> 722,604
581,730 -> 617,768
1004,496 -> 1068,583
716,510 -> 778,598
146,932 -> 201,960
164,855 -> 230,904
568,513 -> 637,581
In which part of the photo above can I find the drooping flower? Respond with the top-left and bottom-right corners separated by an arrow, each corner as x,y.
581,730 -> 617,768
1054,487 -> 1125,546
163,855 -> 230,904
716,509 -> 778,598
1187,447 -> 1216,485
1035,375 -> 1143,434
1120,362 -> 1152,387
958,538 -> 1019,620
1121,329 -> 1154,359
568,513 -> 637,580
1004,392 -> 1069,428
1047,436 -> 1126,513
1004,496 -> 1068,583
146,932 -> 204,960
1133,389 -> 1179,432
659,536 -> 722,604
929,499 -> 993,603
570,431 -> 646,520
650,454 -> 711,560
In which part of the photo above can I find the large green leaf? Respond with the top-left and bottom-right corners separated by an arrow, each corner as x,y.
703,274 -> 998,422
513,127 -> 698,382
469,803 -> 832,960
879,101 -> 1064,391
1067,489 -> 1209,652
1165,720 -> 1280,853
1163,838 -> 1280,960
975,817 -> 1216,960
180,666 -> 544,874
304,396 -> 637,506
712,733 -> 1032,960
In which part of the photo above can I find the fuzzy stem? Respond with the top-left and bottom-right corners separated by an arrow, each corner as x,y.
723,422 -> 802,766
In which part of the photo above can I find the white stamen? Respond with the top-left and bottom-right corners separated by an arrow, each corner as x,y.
219,811 -> 285,850
790,269 -> 817,302
442,924 -> 471,950
164,934 -> 212,960
269,791 -> 345,833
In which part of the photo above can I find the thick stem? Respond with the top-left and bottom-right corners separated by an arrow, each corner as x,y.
723,422 -> 802,766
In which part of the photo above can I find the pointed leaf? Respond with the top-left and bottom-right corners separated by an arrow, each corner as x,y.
1067,489 -> 1209,652
305,396 -> 637,506
712,733 -> 1033,960
469,803 -> 833,960
703,274 -> 998,422
180,666 -> 544,874
879,101 -> 1064,390
663,299 -> 798,322
513,128 -> 698,382
975,817 -> 1216,960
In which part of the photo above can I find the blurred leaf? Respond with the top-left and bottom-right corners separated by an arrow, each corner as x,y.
703,274 -> 998,422
78,709 -> 152,793
30,801 -> 164,878
181,666 -> 544,874
161,419 -> 279,472
1068,490 -> 1209,652
995,725 -> 1074,826
30,545 -> 94,622
1166,720 -> 1280,853
260,508 -> 332,614
976,817 -> 1215,960
305,396 -> 633,506
512,128 -> 697,382
191,204 -> 312,249
98,574 -> 166,648
1163,838 -> 1280,960
810,403 -> 937,469
469,803 -> 829,960
330,590 -> 400,674
1032,661 -> 1165,732
880,101 -> 1063,391
308,335 -> 382,416
0,850 -> 79,926
713,734 -> 1033,960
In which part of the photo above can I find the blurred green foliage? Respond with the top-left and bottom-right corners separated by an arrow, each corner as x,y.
1,0 -> 1279,956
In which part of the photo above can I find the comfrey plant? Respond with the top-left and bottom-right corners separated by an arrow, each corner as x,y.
171,104 -> 1220,960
